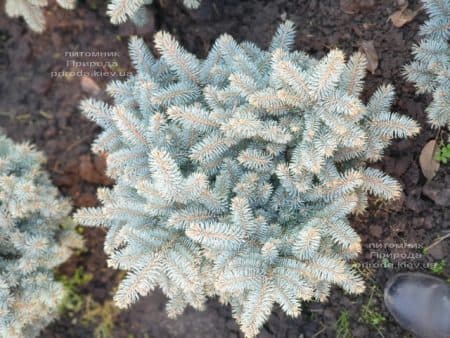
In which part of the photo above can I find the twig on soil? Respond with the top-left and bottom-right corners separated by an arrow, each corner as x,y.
15,113 -> 31,121
39,111 -> 53,119
424,233 -> 450,253
66,136 -> 91,152
312,322 -> 327,337
51,160 -> 65,175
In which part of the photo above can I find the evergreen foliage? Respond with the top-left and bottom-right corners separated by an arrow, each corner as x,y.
75,22 -> 420,337
404,0 -> 450,135
4,0 -> 201,32
4,0 -> 76,33
108,0 -> 201,25
0,134 -> 83,337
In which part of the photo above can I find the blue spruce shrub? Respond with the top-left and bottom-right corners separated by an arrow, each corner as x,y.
75,22 -> 420,337
0,134 -> 83,337
108,0 -> 201,25
4,0 -> 76,33
4,0 -> 201,32
404,0 -> 450,135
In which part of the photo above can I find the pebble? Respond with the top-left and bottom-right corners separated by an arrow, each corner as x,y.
384,272 -> 450,338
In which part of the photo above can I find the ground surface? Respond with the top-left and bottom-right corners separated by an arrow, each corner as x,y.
0,0 -> 448,337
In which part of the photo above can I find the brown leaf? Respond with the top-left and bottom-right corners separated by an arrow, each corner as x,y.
419,140 -> 440,180
359,41 -> 378,74
389,4 -> 421,28
81,76 -> 101,96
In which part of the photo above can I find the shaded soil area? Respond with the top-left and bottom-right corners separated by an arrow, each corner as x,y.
0,0 -> 448,337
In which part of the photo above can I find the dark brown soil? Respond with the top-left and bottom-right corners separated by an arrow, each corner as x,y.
0,0 -> 448,337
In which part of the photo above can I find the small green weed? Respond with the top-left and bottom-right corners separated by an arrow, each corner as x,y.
381,257 -> 393,269
430,259 -> 446,275
360,286 -> 386,337
336,310 -> 353,338
82,298 -> 119,338
435,143 -> 450,164
57,267 -> 93,314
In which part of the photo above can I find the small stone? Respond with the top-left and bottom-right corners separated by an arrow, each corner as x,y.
384,273 -> 450,338
369,225 -> 383,238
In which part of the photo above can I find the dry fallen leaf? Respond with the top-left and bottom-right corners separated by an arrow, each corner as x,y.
419,139 -> 440,180
81,76 -> 101,96
389,4 -> 421,27
360,41 -> 379,74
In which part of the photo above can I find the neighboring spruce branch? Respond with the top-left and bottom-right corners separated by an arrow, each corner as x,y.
404,0 -> 450,136
0,134 -> 83,338
75,22 -> 419,337
4,0 -> 76,33
4,0 -> 201,32
108,0 -> 201,25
